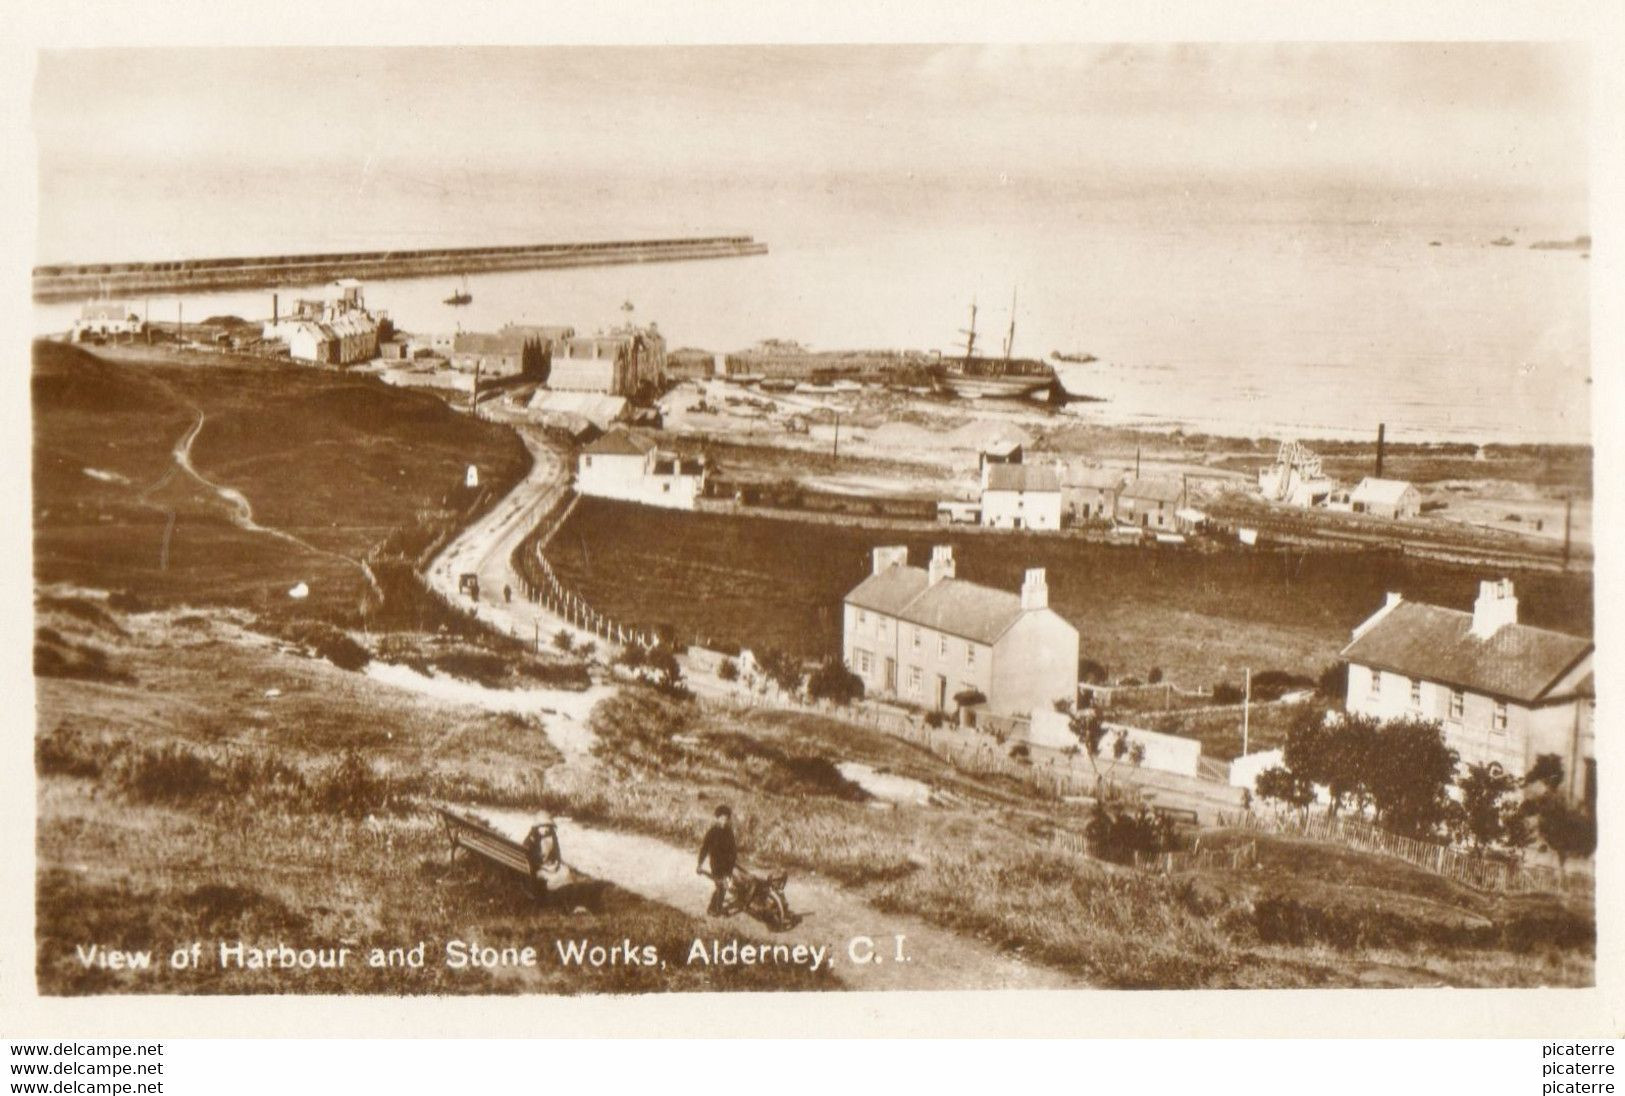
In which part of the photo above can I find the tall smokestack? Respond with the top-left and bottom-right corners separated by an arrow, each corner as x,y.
1376,423 -> 1386,478
273,293 -> 279,325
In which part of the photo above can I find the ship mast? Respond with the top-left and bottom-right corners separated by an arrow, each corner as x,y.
999,288 -> 1018,376
960,299 -> 979,363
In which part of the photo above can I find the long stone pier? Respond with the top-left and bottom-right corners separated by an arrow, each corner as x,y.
32,235 -> 768,302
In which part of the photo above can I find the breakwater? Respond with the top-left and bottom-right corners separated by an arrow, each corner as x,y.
32,235 -> 768,302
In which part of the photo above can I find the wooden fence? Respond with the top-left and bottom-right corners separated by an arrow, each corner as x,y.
508,491 -> 660,652
1219,809 -> 1588,894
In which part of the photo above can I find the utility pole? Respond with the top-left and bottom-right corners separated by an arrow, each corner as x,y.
1563,495 -> 1573,571
1135,445 -> 1141,479
832,411 -> 840,460
1242,667 -> 1252,756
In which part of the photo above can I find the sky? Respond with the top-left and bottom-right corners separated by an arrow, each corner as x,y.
34,43 -> 1588,201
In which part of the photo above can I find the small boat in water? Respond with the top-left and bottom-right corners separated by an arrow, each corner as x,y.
444,275 -> 472,306
1489,237 -> 1515,248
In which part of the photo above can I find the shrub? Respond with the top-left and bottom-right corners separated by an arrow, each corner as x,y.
807,659 -> 864,705
313,750 -> 394,818
923,710 -> 946,729
1147,667 -> 1163,685
1084,802 -> 1173,865
276,622 -> 369,672
113,743 -> 221,804
1316,661 -> 1349,699
618,644 -> 647,669
552,630 -> 574,653
1079,659 -> 1109,685
1211,683 -> 1244,705
717,658 -> 739,682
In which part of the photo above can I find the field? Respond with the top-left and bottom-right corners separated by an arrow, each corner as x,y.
33,339 -> 529,628
546,499 -> 1593,686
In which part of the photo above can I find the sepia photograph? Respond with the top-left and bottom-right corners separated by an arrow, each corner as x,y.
23,39 -> 1601,1007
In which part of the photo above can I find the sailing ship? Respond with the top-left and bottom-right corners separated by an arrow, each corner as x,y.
444,275 -> 472,306
938,293 -> 1056,400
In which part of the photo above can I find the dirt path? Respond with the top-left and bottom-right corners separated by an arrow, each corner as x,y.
160,407 -> 383,597
427,421 -> 589,646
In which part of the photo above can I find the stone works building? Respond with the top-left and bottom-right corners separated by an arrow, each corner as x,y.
1342,579 -> 1595,805
262,279 -> 382,365
843,545 -> 1079,717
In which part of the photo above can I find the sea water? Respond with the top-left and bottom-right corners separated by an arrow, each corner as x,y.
33,171 -> 1589,445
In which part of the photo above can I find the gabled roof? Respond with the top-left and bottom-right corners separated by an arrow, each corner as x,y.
1120,477 -> 1182,503
845,565 -> 1047,645
582,428 -> 657,457
1351,477 -> 1417,504
984,464 -> 1060,493
900,579 -> 1026,645
1341,601 -> 1593,704
845,565 -> 931,617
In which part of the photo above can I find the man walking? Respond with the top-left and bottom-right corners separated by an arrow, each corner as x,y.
696,805 -> 738,916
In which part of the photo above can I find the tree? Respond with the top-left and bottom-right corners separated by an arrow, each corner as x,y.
1078,659 -> 1109,686
1364,717 -> 1458,839
1255,765 -> 1316,812
1457,762 -> 1519,852
1534,797 -> 1596,872
1316,660 -> 1349,699
1281,709 -> 1378,818
1524,753 -> 1565,793
1059,703 -> 1142,783
807,658 -> 864,705
753,647 -> 804,694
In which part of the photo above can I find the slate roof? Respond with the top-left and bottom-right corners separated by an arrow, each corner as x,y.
1341,601 -> 1592,704
582,428 -> 657,457
845,565 -> 932,617
900,579 -> 1027,645
1120,477 -> 1183,503
984,464 -> 1060,493
845,565 -> 1035,645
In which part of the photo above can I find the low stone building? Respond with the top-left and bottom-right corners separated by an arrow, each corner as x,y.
980,464 -> 1062,531
576,428 -> 705,510
1116,477 -> 1184,531
71,301 -> 143,341
1349,476 -> 1421,519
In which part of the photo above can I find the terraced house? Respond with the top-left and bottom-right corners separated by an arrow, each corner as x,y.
842,545 -> 1079,717
1341,579 -> 1595,806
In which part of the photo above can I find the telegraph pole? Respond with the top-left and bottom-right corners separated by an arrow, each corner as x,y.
1242,667 -> 1252,756
832,411 -> 841,460
1563,495 -> 1573,571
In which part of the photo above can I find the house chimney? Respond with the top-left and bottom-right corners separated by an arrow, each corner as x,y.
928,545 -> 956,585
1471,579 -> 1518,639
871,546 -> 908,576
1020,568 -> 1049,610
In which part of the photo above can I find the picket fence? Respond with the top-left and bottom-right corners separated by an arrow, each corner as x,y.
1218,809 -> 1587,895
509,492 -> 660,652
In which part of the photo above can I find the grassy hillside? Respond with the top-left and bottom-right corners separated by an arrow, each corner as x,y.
32,340 -> 528,627
547,499 -> 1592,684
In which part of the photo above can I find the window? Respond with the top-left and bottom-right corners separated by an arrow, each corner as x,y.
876,617 -> 886,639
1368,669 -> 1381,699
912,627 -> 922,651
907,666 -> 922,696
1493,701 -> 1508,733
1409,679 -> 1422,709
1449,689 -> 1464,720
856,649 -> 873,676
858,610 -> 867,625
966,643 -> 976,669
938,635 -> 948,658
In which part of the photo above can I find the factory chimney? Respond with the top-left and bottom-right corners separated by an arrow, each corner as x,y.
1375,423 -> 1386,479
272,293 -> 279,325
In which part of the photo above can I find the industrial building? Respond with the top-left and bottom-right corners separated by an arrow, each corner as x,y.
550,324 -> 667,396
262,280 -> 382,365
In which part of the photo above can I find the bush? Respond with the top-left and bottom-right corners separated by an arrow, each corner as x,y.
1079,659 -> 1109,686
807,659 -> 864,705
1085,802 -> 1173,865
618,644 -> 648,669
552,630 -> 574,653
279,622 -> 369,672
1211,683 -> 1244,705
1147,667 -> 1163,685
717,657 -> 739,682
313,750 -> 394,818
923,710 -> 946,729
1316,661 -> 1349,699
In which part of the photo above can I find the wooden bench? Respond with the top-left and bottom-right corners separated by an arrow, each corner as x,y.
435,806 -> 552,899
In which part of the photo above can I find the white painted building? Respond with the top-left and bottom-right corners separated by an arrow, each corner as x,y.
262,280 -> 381,365
980,464 -> 1063,531
575,428 -> 705,510
1349,476 -> 1421,519
842,545 -> 1079,717
1341,579 -> 1595,805
71,301 -> 143,341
